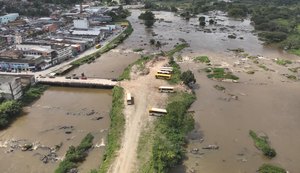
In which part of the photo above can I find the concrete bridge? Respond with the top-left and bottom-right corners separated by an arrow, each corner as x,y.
36,77 -> 118,89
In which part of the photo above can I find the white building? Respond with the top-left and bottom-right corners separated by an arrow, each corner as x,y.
16,44 -> 51,51
0,76 -> 23,100
54,45 -> 73,63
73,18 -> 89,29
0,13 -> 19,24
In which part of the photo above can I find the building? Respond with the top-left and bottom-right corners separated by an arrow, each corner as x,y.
73,18 -> 89,29
0,50 -> 46,71
0,76 -> 23,100
53,45 -> 73,63
89,15 -> 112,24
0,13 -> 19,24
16,43 -> 73,64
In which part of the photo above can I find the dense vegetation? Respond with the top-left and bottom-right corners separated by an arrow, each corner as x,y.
258,164 -> 286,173
98,86 -> 125,173
249,130 -> 277,158
55,133 -> 94,173
138,11 -> 156,28
194,56 -> 210,63
0,84 -> 47,129
0,100 -> 22,129
21,84 -> 48,106
205,67 -> 239,80
180,70 -> 196,86
152,92 -> 196,172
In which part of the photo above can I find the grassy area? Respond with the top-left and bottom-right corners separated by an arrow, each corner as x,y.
118,55 -> 152,81
164,44 -> 189,84
55,133 -> 94,173
258,164 -> 286,173
98,86 -> 125,173
275,59 -> 293,66
166,43 -> 189,57
71,21 -> 133,67
133,48 -> 144,52
249,130 -> 276,158
21,84 -> 48,106
214,85 -> 226,91
194,56 -> 210,63
258,64 -> 269,71
151,92 -> 196,172
169,57 -> 181,84
206,68 -> 239,80
137,124 -> 155,173
288,49 -> 300,56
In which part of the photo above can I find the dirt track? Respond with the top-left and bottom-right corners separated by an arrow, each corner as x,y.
108,58 -> 169,173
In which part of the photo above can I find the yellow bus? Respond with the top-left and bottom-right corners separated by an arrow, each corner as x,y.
158,86 -> 175,93
155,73 -> 171,80
95,44 -> 101,49
149,108 -> 167,116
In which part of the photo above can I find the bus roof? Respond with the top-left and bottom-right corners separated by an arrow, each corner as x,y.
126,93 -> 131,100
155,73 -> 171,77
160,67 -> 173,69
157,70 -> 170,74
159,86 -> 174,89
150,108 -> 167,113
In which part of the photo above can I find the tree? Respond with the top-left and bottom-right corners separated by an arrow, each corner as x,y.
200,21 -> 206,26
155,41 -> 162,49
180,70 -> 196,86
198,16 -> 205,22
150,39 -> 155,45
139,11 -> 155,28
209,19 -> 215,25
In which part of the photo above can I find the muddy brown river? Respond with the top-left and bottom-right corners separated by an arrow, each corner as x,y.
0,9 -> 299,173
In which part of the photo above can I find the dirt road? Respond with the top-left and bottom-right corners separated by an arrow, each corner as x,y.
108,58 -> 169,173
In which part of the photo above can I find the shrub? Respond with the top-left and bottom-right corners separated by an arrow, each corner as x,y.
194,56 -> 210,63
180,70 -> 196,85
55,133 -> 94,173
249,130 -> 276,158
258,164 -> 286,173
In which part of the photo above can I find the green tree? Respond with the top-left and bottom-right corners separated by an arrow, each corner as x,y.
180,70 -> 196,85
150,39 -> 155,45
139,11 -> 155,28
199,16 -> 205,22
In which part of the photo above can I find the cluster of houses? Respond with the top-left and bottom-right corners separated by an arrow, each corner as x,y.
0,4 -> 121,72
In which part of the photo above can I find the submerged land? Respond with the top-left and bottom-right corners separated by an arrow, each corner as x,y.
0,0 -> 300,173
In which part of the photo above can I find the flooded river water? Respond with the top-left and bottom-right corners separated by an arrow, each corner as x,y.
0,9 -> 299,173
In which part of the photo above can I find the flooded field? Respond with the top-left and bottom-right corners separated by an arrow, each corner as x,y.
0,87 -> 112,173
124,9 -> 300,173
0,8 -> 299,173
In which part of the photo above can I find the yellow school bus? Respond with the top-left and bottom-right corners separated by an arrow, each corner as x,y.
95,44 -> 101,49
155,73 -> 171,80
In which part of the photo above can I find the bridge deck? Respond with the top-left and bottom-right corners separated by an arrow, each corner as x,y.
36,77 -> 117,88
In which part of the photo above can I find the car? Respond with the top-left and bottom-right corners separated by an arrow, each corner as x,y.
49,76 -> 55,78
73,76 -> 79,79
65,76 -> 71,79
81,76 -> 87,80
